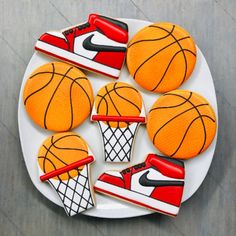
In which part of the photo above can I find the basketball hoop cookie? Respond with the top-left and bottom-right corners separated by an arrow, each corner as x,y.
38,132 -> 95,216
23,62 -> 94,132
35,14 -> 128,79
127,23 -> 197,93
147,90 -> 217,159
91,82 -> 146,162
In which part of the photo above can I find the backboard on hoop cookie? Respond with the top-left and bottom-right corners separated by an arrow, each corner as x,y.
91,82 -> 146,162
37,132 -> 95,216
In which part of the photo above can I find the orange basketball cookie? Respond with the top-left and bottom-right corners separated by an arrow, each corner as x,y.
93,82 -> 143,128
23,62 -> 94,131
147,90 -> 217,159
127,23 -> 197,93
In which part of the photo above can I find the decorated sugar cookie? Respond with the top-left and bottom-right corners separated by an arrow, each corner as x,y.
147,90 -> 217,159
127,22 -> 197,93
94,154 -> 185,217
91,82 -> 145,162
23,62 -> 94,131
35,14 -> 128,79
38,132 -> 95,216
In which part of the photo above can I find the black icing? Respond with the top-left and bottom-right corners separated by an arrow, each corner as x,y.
139,170 -> 184,187
99,15 -> 128,32
155,155 -> 184,168
83,34 -> 127,52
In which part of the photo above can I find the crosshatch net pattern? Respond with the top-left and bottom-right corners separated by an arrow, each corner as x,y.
49,165 -> 94,216
98,121 -> 140,162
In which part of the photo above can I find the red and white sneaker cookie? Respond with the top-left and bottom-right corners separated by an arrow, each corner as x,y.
94,154 -> 185,216
35,14 -> 128,79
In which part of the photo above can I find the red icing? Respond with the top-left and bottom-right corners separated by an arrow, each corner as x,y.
147,154 -> 185,179
121,171 -> 132,189
40,156 -> 94,182
39,33 -> 68,50
91,115 -> 145,122
96,153 -> 185,215
36,13 -> 128,78
88,13 -> 98,23
99,173 -> 125,188
150,186 -> 183,207
93,17 -> 128,43
94,51 -> 125,69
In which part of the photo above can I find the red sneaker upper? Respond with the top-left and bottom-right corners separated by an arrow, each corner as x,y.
99,154 -> 185,189
38,13 -> 128,52
97,154 -> 185,207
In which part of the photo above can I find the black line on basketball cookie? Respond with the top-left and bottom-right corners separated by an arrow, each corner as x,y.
73,77 -> 93,111
38,156 -> 57,172
151,48 -> 196,91
170,114 -> 215,157
128,25 -> 175,48
96,85 -> 141,114
149,92 -> 192,112
150,25 -> 196,88
51,135 -> 88,153
24,63 -> 56,105
28,70 -> 91,110
165,92 -> 215,154
43,144 -> 68,166
42,134 -> 87,174
29,71 -> 88,83
105,84 -> 121,116
69,79 -> 75,130
133,36 -> 190,80
43,67 -> 73,129
50,134 -> 88,153
152,103 -> 209,145
97,94 -> 109,116
113,82 -> 141,113
68,76 -> 92,130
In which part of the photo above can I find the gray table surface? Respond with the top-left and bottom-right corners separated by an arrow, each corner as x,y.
0,0 -> 235,235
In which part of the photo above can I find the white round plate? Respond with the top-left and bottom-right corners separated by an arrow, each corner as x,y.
18,19 -> 218,218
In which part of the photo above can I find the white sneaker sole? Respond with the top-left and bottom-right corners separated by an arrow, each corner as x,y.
94,180 -> 180,216
35,40 -> 121,79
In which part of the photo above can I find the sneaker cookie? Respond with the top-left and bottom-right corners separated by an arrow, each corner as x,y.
35,14 -> 128,79
94,154 -> 185,217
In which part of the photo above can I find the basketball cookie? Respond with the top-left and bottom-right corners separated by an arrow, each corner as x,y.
127,22 -> 197,93
91,82 -> 146,162
147,90 -> 217,159
35,13 -> 128,79
38,132 -> 95,216
23,62 -> 94,131
94,154 -> 185,217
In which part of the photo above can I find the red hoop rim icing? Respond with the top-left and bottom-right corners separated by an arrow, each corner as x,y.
40,155 -> 94,181
91,115 -> 146,123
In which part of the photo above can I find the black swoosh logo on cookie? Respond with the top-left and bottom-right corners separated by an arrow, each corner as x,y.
139,170 -> 184,187
83,34 -> 126,52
